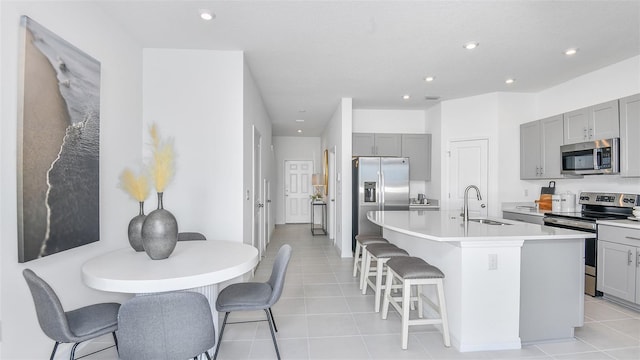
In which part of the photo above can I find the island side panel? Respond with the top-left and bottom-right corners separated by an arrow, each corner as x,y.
520,238 -> 585,343
383,229 -> 523,352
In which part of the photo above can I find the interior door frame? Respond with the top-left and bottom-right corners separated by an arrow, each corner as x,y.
252,126 -> 264,258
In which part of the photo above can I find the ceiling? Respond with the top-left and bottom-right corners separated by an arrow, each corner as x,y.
97,1 -> 640,136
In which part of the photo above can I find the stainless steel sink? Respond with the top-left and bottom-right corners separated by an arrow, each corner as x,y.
469,218 -> 511,226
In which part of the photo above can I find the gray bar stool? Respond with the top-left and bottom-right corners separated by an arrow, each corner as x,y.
361,243 -> 409,312
353,235 -> 388,284
381,256 -> 450,349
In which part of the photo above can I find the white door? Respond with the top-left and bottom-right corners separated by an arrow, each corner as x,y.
448,139 -> 488,218
284,160 -> 313,223
253,127 -> 264,258
264,179 -> 270,248
329,148 -> 337,243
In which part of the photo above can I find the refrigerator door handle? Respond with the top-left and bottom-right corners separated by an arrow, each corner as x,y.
379,170 -> 384,210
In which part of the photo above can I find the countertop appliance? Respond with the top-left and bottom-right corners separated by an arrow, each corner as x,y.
560,138 -> 619,175
543,192 -> 638,296
352,157 -> 409,252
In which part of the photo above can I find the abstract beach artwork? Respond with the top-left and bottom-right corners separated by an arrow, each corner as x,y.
17,16 -> 101,263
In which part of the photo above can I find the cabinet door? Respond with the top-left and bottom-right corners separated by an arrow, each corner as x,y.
374,134 -> 402,157
597,240 -> 636,302
401,134 -> 431,181
591,100 -> 620,140
352,133 -> 375,156
620,94 -> 640,177
563,107 -> 590,144
520,121 -> 542,179
540,115 -> 564,178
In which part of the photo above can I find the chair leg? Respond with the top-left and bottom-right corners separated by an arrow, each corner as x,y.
268,307 -> 278,332
204,351 -> 212,360
264,309 -> 281,360
213,312 -> 230,360
112,331 -> 119,352
352,241 -> 361,277
70,342 -> 80,360
50,342 -> 60,360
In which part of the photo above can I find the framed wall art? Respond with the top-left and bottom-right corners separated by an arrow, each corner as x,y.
17,16 -> 101,262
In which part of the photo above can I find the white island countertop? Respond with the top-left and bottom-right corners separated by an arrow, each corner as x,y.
367,209 -> 591,353
367,210 -> 595,242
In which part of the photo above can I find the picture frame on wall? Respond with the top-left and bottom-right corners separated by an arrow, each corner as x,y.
17,16 -> 101,263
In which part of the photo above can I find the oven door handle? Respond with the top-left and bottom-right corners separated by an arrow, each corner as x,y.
543,217 -> 596,231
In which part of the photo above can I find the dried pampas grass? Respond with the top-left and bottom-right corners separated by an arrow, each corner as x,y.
148,123 -> 175,193
119,168 -> 150,202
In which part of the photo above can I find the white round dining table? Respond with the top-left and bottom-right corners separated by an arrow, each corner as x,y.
81,240 -> 259,341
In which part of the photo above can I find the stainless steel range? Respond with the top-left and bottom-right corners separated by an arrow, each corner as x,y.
543,192 -> 639,296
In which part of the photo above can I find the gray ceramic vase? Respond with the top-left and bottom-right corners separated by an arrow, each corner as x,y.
127,202 -> 146,252
141,192 -> 178,260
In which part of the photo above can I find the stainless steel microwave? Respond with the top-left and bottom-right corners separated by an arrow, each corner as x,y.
561,138 -> 620,175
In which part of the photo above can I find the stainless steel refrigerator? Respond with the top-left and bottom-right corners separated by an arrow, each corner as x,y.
352,157 -> 409,251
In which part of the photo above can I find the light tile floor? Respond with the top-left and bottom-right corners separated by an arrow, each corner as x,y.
89,224 -> 640,359
215,224 -> 640,360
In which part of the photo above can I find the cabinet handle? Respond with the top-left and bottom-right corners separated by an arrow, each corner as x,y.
583,127 -> 587,140
637,251 -> 640,268
535,166 -> 539,176
589,128 -> 593,139
540,167 -> 543,175
628,250 -> 633,266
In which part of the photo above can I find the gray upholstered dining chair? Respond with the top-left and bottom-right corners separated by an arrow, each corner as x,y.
117,292 -> 215,360
177,232 -> 207,241
213,244 -> 292,360
22,268 -> 120,360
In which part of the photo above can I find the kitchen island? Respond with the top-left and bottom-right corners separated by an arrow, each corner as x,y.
367,210 -> 595,353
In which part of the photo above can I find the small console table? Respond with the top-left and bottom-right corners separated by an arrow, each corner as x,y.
311,201 -> 327,235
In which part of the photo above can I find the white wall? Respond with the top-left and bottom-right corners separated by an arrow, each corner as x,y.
435,56 -> 640,214
143,49 -> 245,243
323,98 -> 353,257
425,104 -> 442,200
1,2 -> 142,358
272,136 -> 322,224
243,62 -> 275,244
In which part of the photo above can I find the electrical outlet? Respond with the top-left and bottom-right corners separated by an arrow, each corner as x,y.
488,254 -> 498,270
524,189 -> 529,196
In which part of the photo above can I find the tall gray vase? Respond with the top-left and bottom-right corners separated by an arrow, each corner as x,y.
127,201 -> 146,252
141,192 -> 178,260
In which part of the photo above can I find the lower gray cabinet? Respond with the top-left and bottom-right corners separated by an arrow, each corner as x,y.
597,224 -> 640,305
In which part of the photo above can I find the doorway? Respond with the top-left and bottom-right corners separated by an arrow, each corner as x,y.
447,138 -> 489,218
284,160 -> 313,223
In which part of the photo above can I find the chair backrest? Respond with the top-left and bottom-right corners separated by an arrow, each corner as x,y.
22,269 -> 74,342
117,292 -> 215,360
266,244 -> 292,306
177,232 -> 207,241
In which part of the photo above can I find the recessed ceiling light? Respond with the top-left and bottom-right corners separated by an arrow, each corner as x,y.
424,76 -> 435,82
463,42 -> 479,50
199,9 -> 214,21
505,78 -> 516,84
295,119 -> 305,122
403,94 -> 411,100
564,48 -> 579,56
297,129 -> 302,133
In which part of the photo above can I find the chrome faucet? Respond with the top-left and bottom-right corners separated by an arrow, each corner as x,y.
463,185 -> 482,222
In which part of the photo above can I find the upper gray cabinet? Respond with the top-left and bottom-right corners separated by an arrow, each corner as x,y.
620,94 -> 640,177
401,134 -> 431,181
520,115 -> 564,179
563,100 -> 620,144
352,133 -> 402,156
